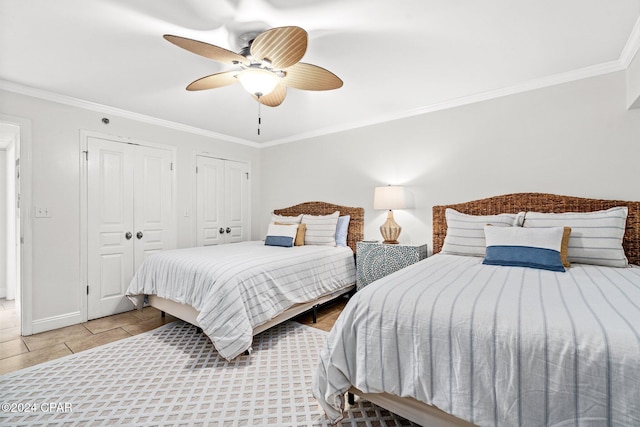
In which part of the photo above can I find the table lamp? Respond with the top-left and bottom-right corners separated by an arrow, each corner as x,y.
373,185 -> 406,244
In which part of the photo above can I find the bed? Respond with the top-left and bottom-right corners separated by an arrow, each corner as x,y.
313,193 -> 640,426
126,201 -> 363,361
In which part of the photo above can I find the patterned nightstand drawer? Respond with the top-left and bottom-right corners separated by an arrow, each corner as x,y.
356,241 -> 428,290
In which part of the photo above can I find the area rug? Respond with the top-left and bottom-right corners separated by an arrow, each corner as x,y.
0,321 -> 416,426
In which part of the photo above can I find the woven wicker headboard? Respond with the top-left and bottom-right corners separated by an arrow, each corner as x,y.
432,193 -> 640,266
273,201 -> 364,253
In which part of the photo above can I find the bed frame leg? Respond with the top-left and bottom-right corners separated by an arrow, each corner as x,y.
160,311 -> 165,318
312,304 -> 319,323
347,392 -> 355,405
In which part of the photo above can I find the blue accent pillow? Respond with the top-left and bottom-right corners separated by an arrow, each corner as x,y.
265,235 -> 294,247
335,215 -> 350,247
482,225 -> 566,272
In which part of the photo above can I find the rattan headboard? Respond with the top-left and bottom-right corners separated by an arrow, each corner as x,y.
273,201 -> 364,253
432,193 -> 640,266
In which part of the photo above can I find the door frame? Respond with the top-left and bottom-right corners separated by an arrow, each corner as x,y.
79,130 -> 177,322
0,114 -> 33,335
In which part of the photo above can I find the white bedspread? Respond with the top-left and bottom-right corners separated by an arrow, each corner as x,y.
313,254 -> 640,426
126,241 -> 355,360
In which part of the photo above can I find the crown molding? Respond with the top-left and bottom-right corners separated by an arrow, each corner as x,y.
262,60 -> 625,147
620,16 -> 640,68
0,54 -> 630,150
0,80 -> 260,148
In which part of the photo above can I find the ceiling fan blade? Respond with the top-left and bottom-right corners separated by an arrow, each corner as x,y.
281,62 -> 343,91
164,34 -> 247,65
253,85 -> 287,107
186,71 -> 239,91
250,26 -> 307,69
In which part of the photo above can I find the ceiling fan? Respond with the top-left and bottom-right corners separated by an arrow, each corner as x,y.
164,26 -> 343,107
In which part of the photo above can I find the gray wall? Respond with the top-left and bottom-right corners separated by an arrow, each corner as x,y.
0,90 -> 261,329
2,66 -> 640,333
260,70 -> 640,247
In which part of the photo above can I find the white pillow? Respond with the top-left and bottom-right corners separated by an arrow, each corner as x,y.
518,207 -> 628,267
264,223 -> 298,247
483,226 -> 566,272
441,208 -> 518,256
271,213 -> 303,224
302,211 -> 340,246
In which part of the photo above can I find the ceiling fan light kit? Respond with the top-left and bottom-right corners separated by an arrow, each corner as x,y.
236,68 -> 280,97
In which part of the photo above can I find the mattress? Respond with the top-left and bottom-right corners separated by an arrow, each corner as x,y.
127,241 -> 355,359
313,253 -> 640,426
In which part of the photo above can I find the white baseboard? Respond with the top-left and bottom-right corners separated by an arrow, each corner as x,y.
30,311 -> 83,335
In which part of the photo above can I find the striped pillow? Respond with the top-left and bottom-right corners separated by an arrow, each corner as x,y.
519,207 -> 628,267
302,211 -> 340,246
441,208 -> 518,256
483,226 -> 566,272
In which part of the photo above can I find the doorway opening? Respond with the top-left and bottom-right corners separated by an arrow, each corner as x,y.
0,122 -> 21,332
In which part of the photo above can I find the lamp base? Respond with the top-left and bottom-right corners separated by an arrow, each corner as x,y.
380,210 -> 401,244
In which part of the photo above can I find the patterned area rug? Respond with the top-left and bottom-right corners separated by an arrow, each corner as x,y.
0,321 -> 416,426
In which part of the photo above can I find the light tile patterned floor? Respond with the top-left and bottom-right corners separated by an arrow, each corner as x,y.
0,298 -> 177,375
0,319 -> 415,426
0,297 -> 346,375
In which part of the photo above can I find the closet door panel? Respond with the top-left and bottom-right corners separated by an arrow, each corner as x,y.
87,136 -> 175,320
196,156 -> 224,246
87,137 -> 135,319
224,160 -> 249,243
134,146 -> 175,268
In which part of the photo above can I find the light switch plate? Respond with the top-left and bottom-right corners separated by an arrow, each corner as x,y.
35,206 -> 51,218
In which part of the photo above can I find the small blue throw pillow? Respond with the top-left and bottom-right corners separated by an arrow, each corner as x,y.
482,225 -> 566,272
265,223 -> 298,248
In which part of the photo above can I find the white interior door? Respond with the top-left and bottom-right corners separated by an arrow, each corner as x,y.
196,156 -> 224,246
133,145 -> 174,268
87,137 -> 175,319
87,137 -> 135,319
224,160 -> 249,243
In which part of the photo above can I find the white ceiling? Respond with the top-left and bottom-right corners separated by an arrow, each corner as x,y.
1,0 -> 639,146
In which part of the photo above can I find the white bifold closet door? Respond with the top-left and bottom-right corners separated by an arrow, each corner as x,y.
87,136 -> 174,320
196,155 -> 249,246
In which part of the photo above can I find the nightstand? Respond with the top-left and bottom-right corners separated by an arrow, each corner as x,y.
356,241 -> 428,290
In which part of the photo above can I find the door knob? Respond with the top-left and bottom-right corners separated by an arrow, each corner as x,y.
219,227 -> 225,234
226,227 -> 231,234
136,231 -> 143,239
125,232 -> 132,240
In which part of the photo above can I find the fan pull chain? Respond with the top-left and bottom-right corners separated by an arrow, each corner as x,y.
257,94 -> 262,135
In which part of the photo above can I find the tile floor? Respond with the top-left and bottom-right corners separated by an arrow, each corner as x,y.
0,296 -> 347,376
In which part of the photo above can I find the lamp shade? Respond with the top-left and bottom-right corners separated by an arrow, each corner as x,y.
373,185 -> 406,210
236,69 -> 280,96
